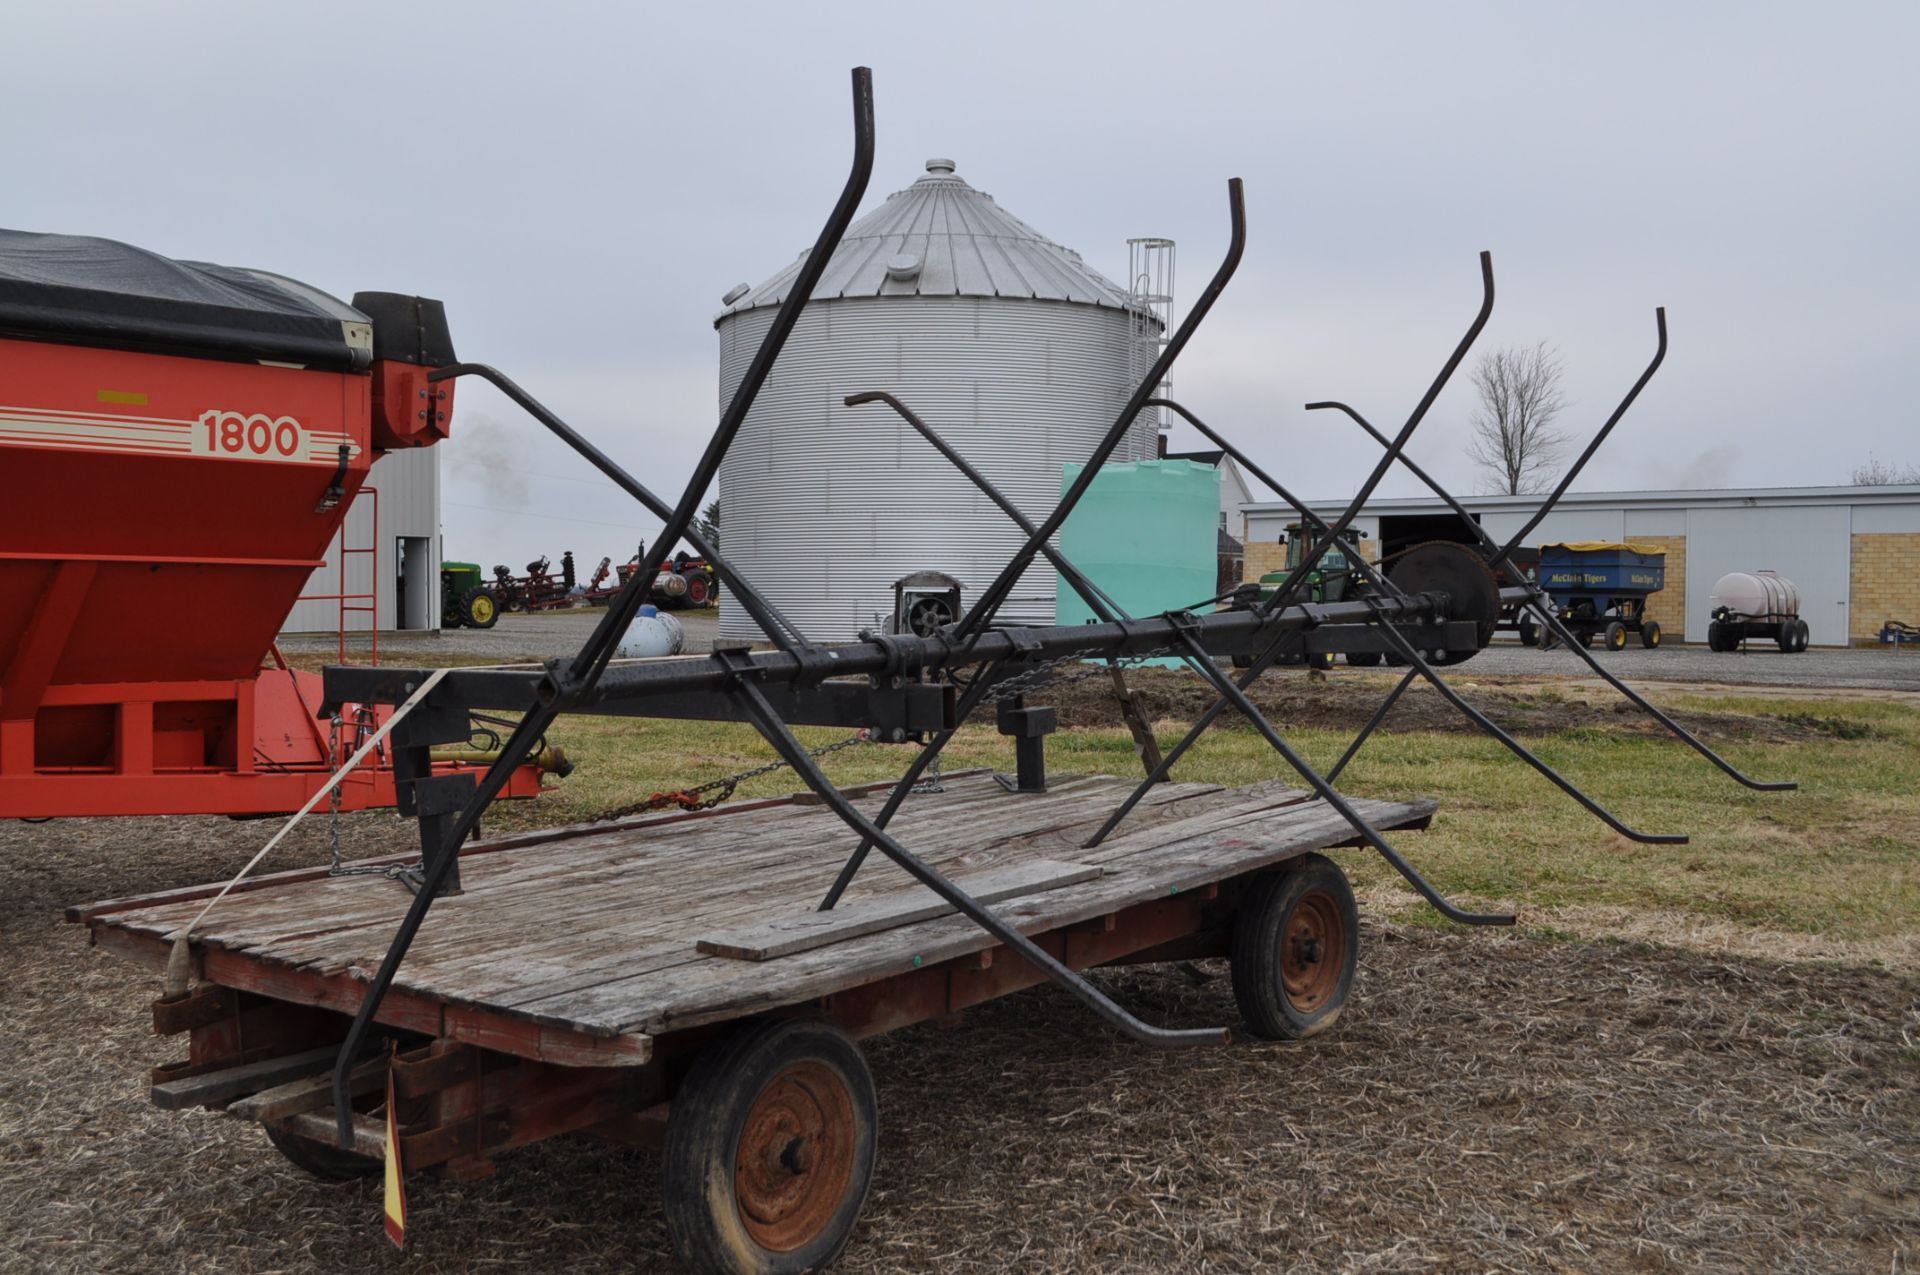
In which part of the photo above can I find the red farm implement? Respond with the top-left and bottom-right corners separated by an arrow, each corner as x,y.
0,239 -> 550,817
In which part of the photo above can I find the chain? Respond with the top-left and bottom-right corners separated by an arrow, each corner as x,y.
987,644 -> 1176,702
586,730 -> 875,824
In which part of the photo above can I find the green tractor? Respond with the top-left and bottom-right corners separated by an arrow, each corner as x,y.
441,561 -> 501,629
1243,524 -> 1382,669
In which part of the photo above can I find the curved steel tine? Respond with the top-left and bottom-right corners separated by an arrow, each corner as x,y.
575,70 -> 877,686
1311,397 -> 1797,793
1152,397 -> 1688,843
1087,258 -> 1498,851
1486,308 -> 1667,575
1162,628 -> 1513,926
1256,252 -> 1495,616
332,68 -> 878,1146
948,178 -> 1247,648
730,674 -> 1229,1047
819,389 -> 1222,907
431,362 -> 805,651
821,178 -> 1252,907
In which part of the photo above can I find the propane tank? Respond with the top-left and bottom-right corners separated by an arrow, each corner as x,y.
1710,570 -> 1800,623
615,605 -> 685,659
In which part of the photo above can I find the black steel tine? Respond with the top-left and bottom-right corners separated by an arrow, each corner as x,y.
945,179 -> 1247,649
818,180 -> 1250,908
430,362 -> 806,651
329,68 -> 877,1146
820,389 -> 1229,909
1313,400 -> 1797,793
1253,253 -> 1495,618
1486,308 -> 1667,575
725,668 -> 1230,1046
1155,395 -> 1685,841
1085,260 -> 1497,848
1161,626 -> 1513,926
1328,668 -> 1419,783
571,72 -> 877,689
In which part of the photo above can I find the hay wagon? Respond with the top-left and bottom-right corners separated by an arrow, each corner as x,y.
72,767 -> 1433,1269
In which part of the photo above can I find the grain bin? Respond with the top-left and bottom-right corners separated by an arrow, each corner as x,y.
715,158 -> 1164,642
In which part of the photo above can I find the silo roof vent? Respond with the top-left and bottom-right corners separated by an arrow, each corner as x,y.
716,156 -> 1146,321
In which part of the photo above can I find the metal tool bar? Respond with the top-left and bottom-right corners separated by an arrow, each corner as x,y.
1312,399 -> 1796,792
724,664 -> 1229,1046
946,179 -> 1246,649
330,67 -> 877,1146
425,362 -> 804,650
1153,396 -> 1686,842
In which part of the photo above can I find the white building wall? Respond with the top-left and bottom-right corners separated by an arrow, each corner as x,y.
281,445 -> 441,634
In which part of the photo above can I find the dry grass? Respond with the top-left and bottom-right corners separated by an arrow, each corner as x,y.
2,672 -> 1917,1272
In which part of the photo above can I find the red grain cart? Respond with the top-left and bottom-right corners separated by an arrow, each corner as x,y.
0,229 -> 546,817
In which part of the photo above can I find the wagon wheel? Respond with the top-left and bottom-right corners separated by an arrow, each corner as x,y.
1345,651 -> 1383,667
263,1124 -> 379,1181
1640,619 -> 1663,649
1794,618 -> 1811,652
1230,853 -> 1359,1041
663,1018 -> 877,1275
684,571 -> 715,608
1518,614 -> 1540,647
1603,620 -> 1628,652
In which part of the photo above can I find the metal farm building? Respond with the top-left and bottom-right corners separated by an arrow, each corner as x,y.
280,446 -> 440,635
1241,484 -> 1920,647
714,158 -> 1166,642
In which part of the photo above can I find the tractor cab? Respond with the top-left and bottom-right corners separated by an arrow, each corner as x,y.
1263,524 -> 1369,604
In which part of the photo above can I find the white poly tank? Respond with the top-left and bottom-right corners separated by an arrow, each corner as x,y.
713,158 -> 1163,643
1710,570 -> 1800,622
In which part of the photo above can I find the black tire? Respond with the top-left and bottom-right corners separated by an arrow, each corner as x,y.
1640,620 -> 1662,650
1776,622 -> 1796,654
1794,618 -> 1811,652
1345,651 -> 1384,668
461,586 -> 501,630
1577,629 -> 1596,650
663,1019 -> 877,1275
684,570 -> 716,608
264,1125 -> 380,1181
1707,620 -> 1727,652
1307,650 -> 1336,671
1518,615 -> 1540,647
1231,854 -> 1360,1042
1603,621 -> 1628,652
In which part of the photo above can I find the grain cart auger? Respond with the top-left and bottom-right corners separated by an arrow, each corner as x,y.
72,64 -> 1798,1275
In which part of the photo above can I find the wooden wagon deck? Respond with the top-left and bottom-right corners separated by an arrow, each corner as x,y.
74,772 -> 1435,1065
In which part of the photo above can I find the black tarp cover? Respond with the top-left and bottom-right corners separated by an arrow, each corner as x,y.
0,228 -> 371,370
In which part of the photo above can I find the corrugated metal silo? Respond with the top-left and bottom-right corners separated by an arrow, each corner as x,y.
715,158 -> 1163,642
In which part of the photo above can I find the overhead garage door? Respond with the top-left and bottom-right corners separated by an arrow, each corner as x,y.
1684,506 -> 1851,645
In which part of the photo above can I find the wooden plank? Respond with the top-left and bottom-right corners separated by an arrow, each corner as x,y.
515,796 -> 1437,1037
229,1056 -> 387,1123
282,1109 -> 386,1160
151,1044 -> 353,1111
695,859 -> 1103,961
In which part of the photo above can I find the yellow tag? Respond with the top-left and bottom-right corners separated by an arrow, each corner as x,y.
96,389 -> 149,405
383,1070 -> 407,1249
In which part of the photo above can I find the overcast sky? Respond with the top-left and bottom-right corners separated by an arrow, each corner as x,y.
7,1 -> 1915,570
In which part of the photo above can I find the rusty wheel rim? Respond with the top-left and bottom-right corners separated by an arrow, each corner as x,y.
734,1059 -> 856,1253
1280,890 -> 1346,1014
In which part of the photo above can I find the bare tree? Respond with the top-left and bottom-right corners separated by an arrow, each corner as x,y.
1466,342 -> 1570,495
1851,455 -> 1920,485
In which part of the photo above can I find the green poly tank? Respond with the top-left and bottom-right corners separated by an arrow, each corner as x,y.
1057,459 -> 1220,665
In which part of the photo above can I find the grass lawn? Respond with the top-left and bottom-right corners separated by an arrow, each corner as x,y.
475,681 -> 1920,963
